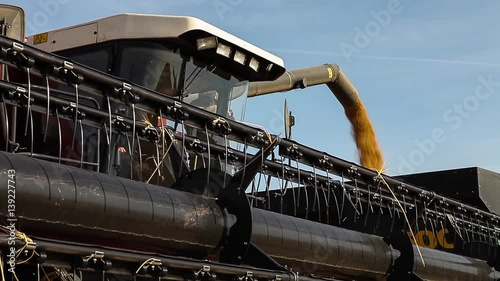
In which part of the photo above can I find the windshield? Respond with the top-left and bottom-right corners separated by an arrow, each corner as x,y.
118,42 -> 247,121
118,42 -> 248,176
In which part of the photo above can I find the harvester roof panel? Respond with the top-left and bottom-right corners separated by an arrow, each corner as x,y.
27,13 -> 284,70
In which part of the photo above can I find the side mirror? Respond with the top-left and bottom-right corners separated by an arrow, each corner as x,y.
0,4 -> 25,41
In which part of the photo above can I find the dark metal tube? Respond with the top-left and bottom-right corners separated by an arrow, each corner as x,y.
251,208 -> 397,280
0,151 -> 226,255
413,246 -> 499,281
247,63 -> 359,107
0,236 -> 344,281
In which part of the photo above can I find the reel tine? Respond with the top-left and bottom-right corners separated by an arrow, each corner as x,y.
37,263 -> 41,281
125,132 -> 132,179
201,152 -> 206,168
375,201 -> 383,233
354,179 -> 363,215
131,104 -> 136,159
137,132 -> 143,181
255,173 -> 263,207
79,120 -> 84,168
312,165 -> 321,220
23,67 -> 31,136
364,184 -> 372,227
280,178 -> 285,214
254,169 -> 263,205
56,108 -> 62,164
96,127 -> 101,172
319,183 -> 328,223
414,198 -> 419,234
291,169 -> 297,217
442,203 -> 448,234
71,84 -> 79,150
351,180 -> 362,222
344,184 -> 360,220
205,124 -> 211,184
223,134 -> 228,188
436,204 -> 445,237
239,138 -> 248,191
159,110 -> 165,166
296,160 -> 301,208
461,212 -> 470,243
377,183 -> 384,216
402,193 -> 407,231
429,212 -> 436,243
487,220 -> 493,248
387,200 -> 393,219
302,178 -> 309,220
469,212 -> 476,244
340,174 -> 346,222
330,181 -> 342,225
423,202 -> 428,234
106,96 -> 113,172
279,157 -> 285,196
179,120 -> 187,178
265,174 -> 272,210
128,133 -> 134,180
250,177 -> 257,207
278,158 -> 288,214
155,139 -> 161,185
390,200 -> 397,233
432,204 -> 443,243
2,96 -> 9,151
325,170 -> 331,224
29,104 -> 33,157
43,75 -> 50,142
378,188 -> 384,219
479,215 -> 487,245
451,208 -> 462,243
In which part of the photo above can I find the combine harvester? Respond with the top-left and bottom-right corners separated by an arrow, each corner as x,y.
1,4 -> 500,281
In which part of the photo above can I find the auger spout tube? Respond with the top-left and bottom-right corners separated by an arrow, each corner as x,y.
248,63 -> 384,171
247,64 -> 357,106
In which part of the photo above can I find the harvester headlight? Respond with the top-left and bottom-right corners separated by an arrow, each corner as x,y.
234,50 -> 246,65
265,63 -> 273,72
216,43 -> 232,58
249,57 -> 260,72
197,36 -> 218,50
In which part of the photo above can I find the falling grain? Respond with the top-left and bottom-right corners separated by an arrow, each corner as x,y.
344,99 -> 384,172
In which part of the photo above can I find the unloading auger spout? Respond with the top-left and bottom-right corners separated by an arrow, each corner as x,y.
248,64 -> 385,171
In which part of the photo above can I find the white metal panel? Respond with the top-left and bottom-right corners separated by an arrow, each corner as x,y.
26,14 -> 284,68
51,23 -> 98,52
95,14 -> 284,68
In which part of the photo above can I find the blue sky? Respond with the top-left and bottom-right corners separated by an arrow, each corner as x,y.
7,0 -> 500,175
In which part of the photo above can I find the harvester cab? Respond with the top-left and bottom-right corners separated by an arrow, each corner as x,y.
11,14 -> 286,182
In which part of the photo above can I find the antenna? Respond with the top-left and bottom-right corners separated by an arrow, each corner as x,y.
284,99 -> 295,139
